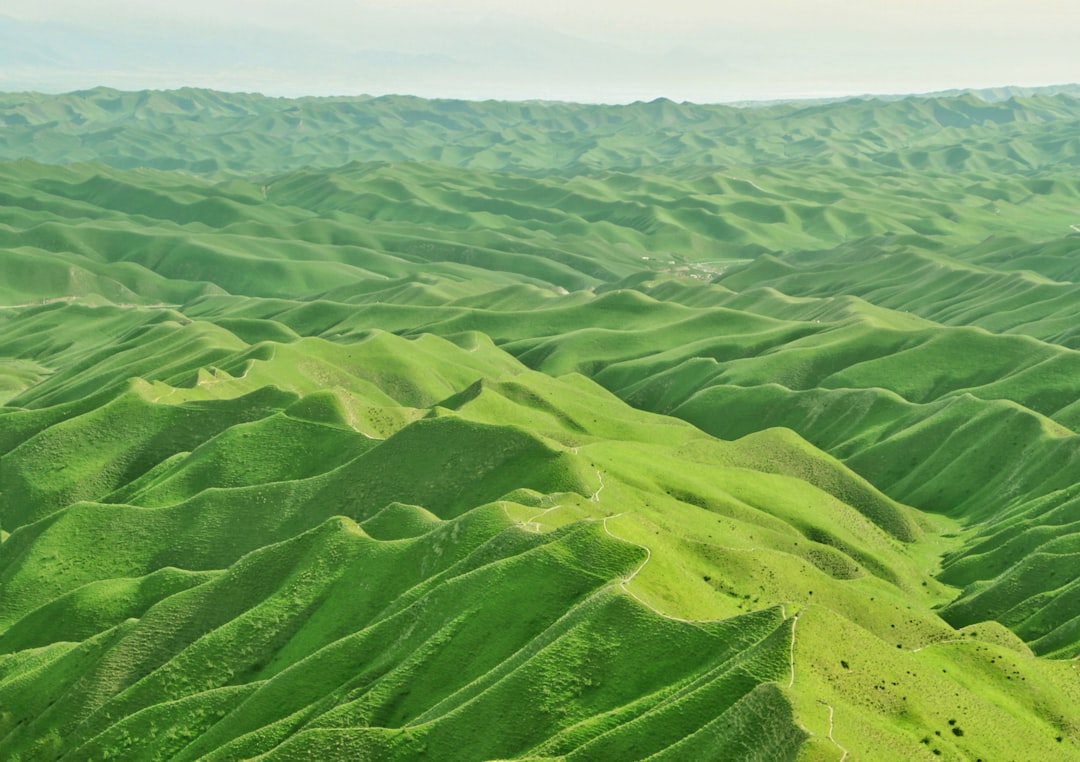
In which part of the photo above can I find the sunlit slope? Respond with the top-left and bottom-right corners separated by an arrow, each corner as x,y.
2,304 -> 1077,760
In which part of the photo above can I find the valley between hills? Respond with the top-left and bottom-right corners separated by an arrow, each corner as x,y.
2,86 -> 1080,760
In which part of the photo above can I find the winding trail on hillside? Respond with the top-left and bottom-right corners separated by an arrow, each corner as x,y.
819,700 -> 849,761
517,506 -> 810,709
600,514 -> 701,625
589,470 -> 605,502
503,497 -> 816,737
522,504 -> 563,533
602,514 -> 650,584
151,387 -> 181,403
500,502 -> 565,533
788,613 -> 800,688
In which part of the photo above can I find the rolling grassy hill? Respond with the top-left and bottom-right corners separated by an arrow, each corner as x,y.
2,87 -> 1080,760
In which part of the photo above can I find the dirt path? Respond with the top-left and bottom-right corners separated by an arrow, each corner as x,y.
501,502 -> 565,533
151,386 -> 182,403
602,514 -> 650,583
589,470 -> 605,502
521,504 -> 563,533
819,700 -> 849,761
600,514 -> 701,624
788,614 -> 800,688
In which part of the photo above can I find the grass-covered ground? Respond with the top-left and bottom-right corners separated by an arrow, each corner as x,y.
2,86 -> 1080,760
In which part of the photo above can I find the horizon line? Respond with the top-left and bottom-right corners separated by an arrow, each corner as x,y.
4,80 -> 1080,109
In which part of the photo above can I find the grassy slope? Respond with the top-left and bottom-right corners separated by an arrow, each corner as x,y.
1,88 -> 1080,760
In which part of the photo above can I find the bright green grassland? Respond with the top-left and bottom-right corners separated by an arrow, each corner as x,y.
2,87 -> 1080,760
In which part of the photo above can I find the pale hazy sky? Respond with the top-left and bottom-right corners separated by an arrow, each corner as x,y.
3,1 -> 1079,102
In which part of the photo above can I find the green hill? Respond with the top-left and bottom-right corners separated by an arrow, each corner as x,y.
2,86 -> 1080,760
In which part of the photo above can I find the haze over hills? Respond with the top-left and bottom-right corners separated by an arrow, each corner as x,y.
2,87 -> 1080,760
4,0 -> 1080,102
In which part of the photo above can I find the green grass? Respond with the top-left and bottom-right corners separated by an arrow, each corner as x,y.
2,86 -> 1080,760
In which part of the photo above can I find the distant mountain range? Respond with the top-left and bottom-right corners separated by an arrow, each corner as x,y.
4,84 -> 1080,175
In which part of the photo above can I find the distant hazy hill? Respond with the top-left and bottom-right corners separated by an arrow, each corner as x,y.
3,85 -> 1080,174
1,88 -> 1080,760
940,83 -> 1080,102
